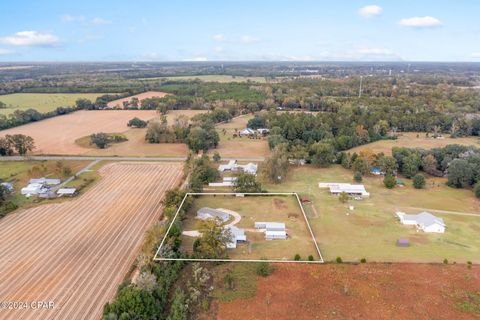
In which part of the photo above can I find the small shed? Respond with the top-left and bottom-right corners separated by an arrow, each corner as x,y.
29,178 -> 61,185
265,230 -> 288,240
57,188 -> 77,197
396,239 -> 410,247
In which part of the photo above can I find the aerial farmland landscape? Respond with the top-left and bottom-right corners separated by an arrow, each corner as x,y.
1,1 -> 480,320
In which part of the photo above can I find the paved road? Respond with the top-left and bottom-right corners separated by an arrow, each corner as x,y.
0,155 -> 265,162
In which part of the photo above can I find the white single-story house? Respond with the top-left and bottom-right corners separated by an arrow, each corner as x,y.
218,161 -> 258,175
225,225 -> 247,249
21,183 -> 49,196
319,183 -> 370,198
239,128 -> 256,136
29,178 -> 61,185
197,207 -> 231,222
257,128 -> 270,135
236,163 -> 258,175
265,230 -> 288,240
396,211 -> 446,233
255,222 -> 286,231
218,160 -> 237,172
57,188 -> 77,196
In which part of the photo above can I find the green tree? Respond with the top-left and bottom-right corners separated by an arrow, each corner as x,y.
90,133 -> 110,149
103,286 -> 158,319
310,142 -> 335,167
261,145 -> 289,183
352,157 -> 371,175
127,117 -> 147,128
474,182 -> 480,198
0,137 -> 14,156
339,192 -> 349,203
186,127 -> 209,153
7,134 -> 35,155
402,154 -> 421,178
448,159 -> 474,188
233,173 -> 262,193
213,151 -> 221,162
378,156 -> 398,175
166,288 -> 188,320
194,218 -> 231,259
413,174 -> 426,189
256,260 -> 274,277
383,175 -> 396,189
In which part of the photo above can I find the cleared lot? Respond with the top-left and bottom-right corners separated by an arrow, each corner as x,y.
0,162 -> 183,320
0,110 -> 157,155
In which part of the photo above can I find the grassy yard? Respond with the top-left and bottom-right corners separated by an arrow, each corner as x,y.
263,165 -> 480,263
349,132 -> 480,155
0,160 -> 90,211
210,114 -> 270,158
0,93 -> 108,115
180,194 -> 319,261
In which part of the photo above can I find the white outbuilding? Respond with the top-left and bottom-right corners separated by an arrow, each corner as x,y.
319,183 -> 370,198
396,211 -> 446,233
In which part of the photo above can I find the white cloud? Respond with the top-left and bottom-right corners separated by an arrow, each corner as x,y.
356,47 -> 394,55
213,46 -> 223,53
212,34 -> 225,42
0,31 -> 60,47
61,14 -> 85,23
91,17 -> 112,26
399,16 -> 442,28
240,35 -> 260,44
0,48 -> 15,55
471,52 -> 480,58
358,5 -> 383,18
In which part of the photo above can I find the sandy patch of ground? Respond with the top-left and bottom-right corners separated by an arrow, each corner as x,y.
107,91 -> 169,108
216,263 -> 480,320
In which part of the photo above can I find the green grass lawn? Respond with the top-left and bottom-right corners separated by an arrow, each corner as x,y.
180,194 -> 319,261
0,93 -> 108,115
263,165 -> 480,263
0,160 -> 90,212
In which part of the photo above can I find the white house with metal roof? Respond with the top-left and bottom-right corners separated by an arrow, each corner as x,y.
217,161 -> 258,175
29,178 -> 61,185
319,183 -> 370,198
224,225 -> 247,249
197,207 -> 231,222
396,211 -> 446,233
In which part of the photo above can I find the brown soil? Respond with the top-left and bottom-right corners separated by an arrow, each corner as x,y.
216,263 -> 480,320
0,162 -> 183,320
106,91 -> 169,108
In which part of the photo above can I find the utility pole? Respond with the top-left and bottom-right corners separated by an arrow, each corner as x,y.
358,75 -> 363,98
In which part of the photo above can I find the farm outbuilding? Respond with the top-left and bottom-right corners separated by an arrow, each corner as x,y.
225,225 -> 247,249
21,183 -> 49,196
1,182 -> 14,193
319,183 -> 370,198
29,178 -> 61,185
265,230 -> 288,240
197,207 -> 231,222
57,188 -> 77,197
255,222 -> 286,231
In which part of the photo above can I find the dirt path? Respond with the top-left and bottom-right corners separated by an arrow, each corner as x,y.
0,162 -> 183,320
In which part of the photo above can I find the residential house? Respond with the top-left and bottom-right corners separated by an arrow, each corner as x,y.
319,183 -> 370,198
396,211 -> 446,233
197,207 -> 231,222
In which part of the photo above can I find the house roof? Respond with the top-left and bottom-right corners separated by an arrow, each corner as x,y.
29,178 -> 61,185
57,188 -> 77,195
197,207 -> 230,221
326,183 -> 369,196
265,230 -> 287,236
398,211 -> 445,228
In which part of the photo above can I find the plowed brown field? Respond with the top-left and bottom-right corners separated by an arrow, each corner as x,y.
0,162 -> 183,320
0,110 -> 158,155
217,263 -> 480,320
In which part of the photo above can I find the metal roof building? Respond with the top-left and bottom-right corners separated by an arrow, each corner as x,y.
197,207 -> 231,222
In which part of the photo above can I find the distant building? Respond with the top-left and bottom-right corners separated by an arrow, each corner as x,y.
319,183 -> 370,198
225,225 -> 247,249
371,168 -> 384,175
257,128 -> 270,135
218,161 -> 258,175
239,128 -> 255,136
208,177 -> 237,187
21,183 -> 49,196
29,178 -> 61,185
265,230 -> 288,240
1,182 -> 14,193
197,207 -> 231,222
396,211 -> 446,233
57,188 -> 77,197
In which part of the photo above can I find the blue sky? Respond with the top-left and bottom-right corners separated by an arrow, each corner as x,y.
0,0 -> 479,62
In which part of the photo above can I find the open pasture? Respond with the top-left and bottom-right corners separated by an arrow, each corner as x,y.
0,93 -> 108,116
179,194 -> 319,261
210,114 -> 270,158
349,132 -> 480,155
0,110 -> 157,155
264,165 -> 480,263
0,162 -> 183,320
